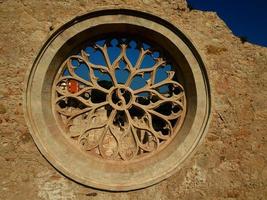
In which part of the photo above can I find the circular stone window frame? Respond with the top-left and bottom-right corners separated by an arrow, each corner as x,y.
24,8 -> 211,191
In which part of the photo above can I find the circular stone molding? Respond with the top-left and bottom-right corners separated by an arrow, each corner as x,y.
24,9 -> 211,191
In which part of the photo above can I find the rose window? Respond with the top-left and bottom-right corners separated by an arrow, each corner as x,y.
53,38 -> 186,161
24,9 -> 210,191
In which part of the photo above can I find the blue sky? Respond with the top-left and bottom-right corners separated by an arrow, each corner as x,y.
65,39 -> 172,94
187,0 -> 267,47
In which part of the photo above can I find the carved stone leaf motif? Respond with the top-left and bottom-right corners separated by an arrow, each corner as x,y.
53,39 -> 186,161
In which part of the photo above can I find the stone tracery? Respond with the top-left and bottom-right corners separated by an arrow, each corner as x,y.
53,38 -> 186,161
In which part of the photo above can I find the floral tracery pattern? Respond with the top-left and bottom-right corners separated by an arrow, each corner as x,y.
53,38 -> 186,161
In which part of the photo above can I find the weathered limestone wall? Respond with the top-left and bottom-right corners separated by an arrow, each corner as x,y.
0,0 -> 266,199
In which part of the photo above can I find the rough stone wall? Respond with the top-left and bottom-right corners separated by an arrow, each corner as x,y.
0,0 -> 266,199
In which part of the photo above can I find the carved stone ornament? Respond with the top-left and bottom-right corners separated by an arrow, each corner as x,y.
24,8 -> 211,191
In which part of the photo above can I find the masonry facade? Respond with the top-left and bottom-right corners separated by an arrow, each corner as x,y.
0,0 -> 266,199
